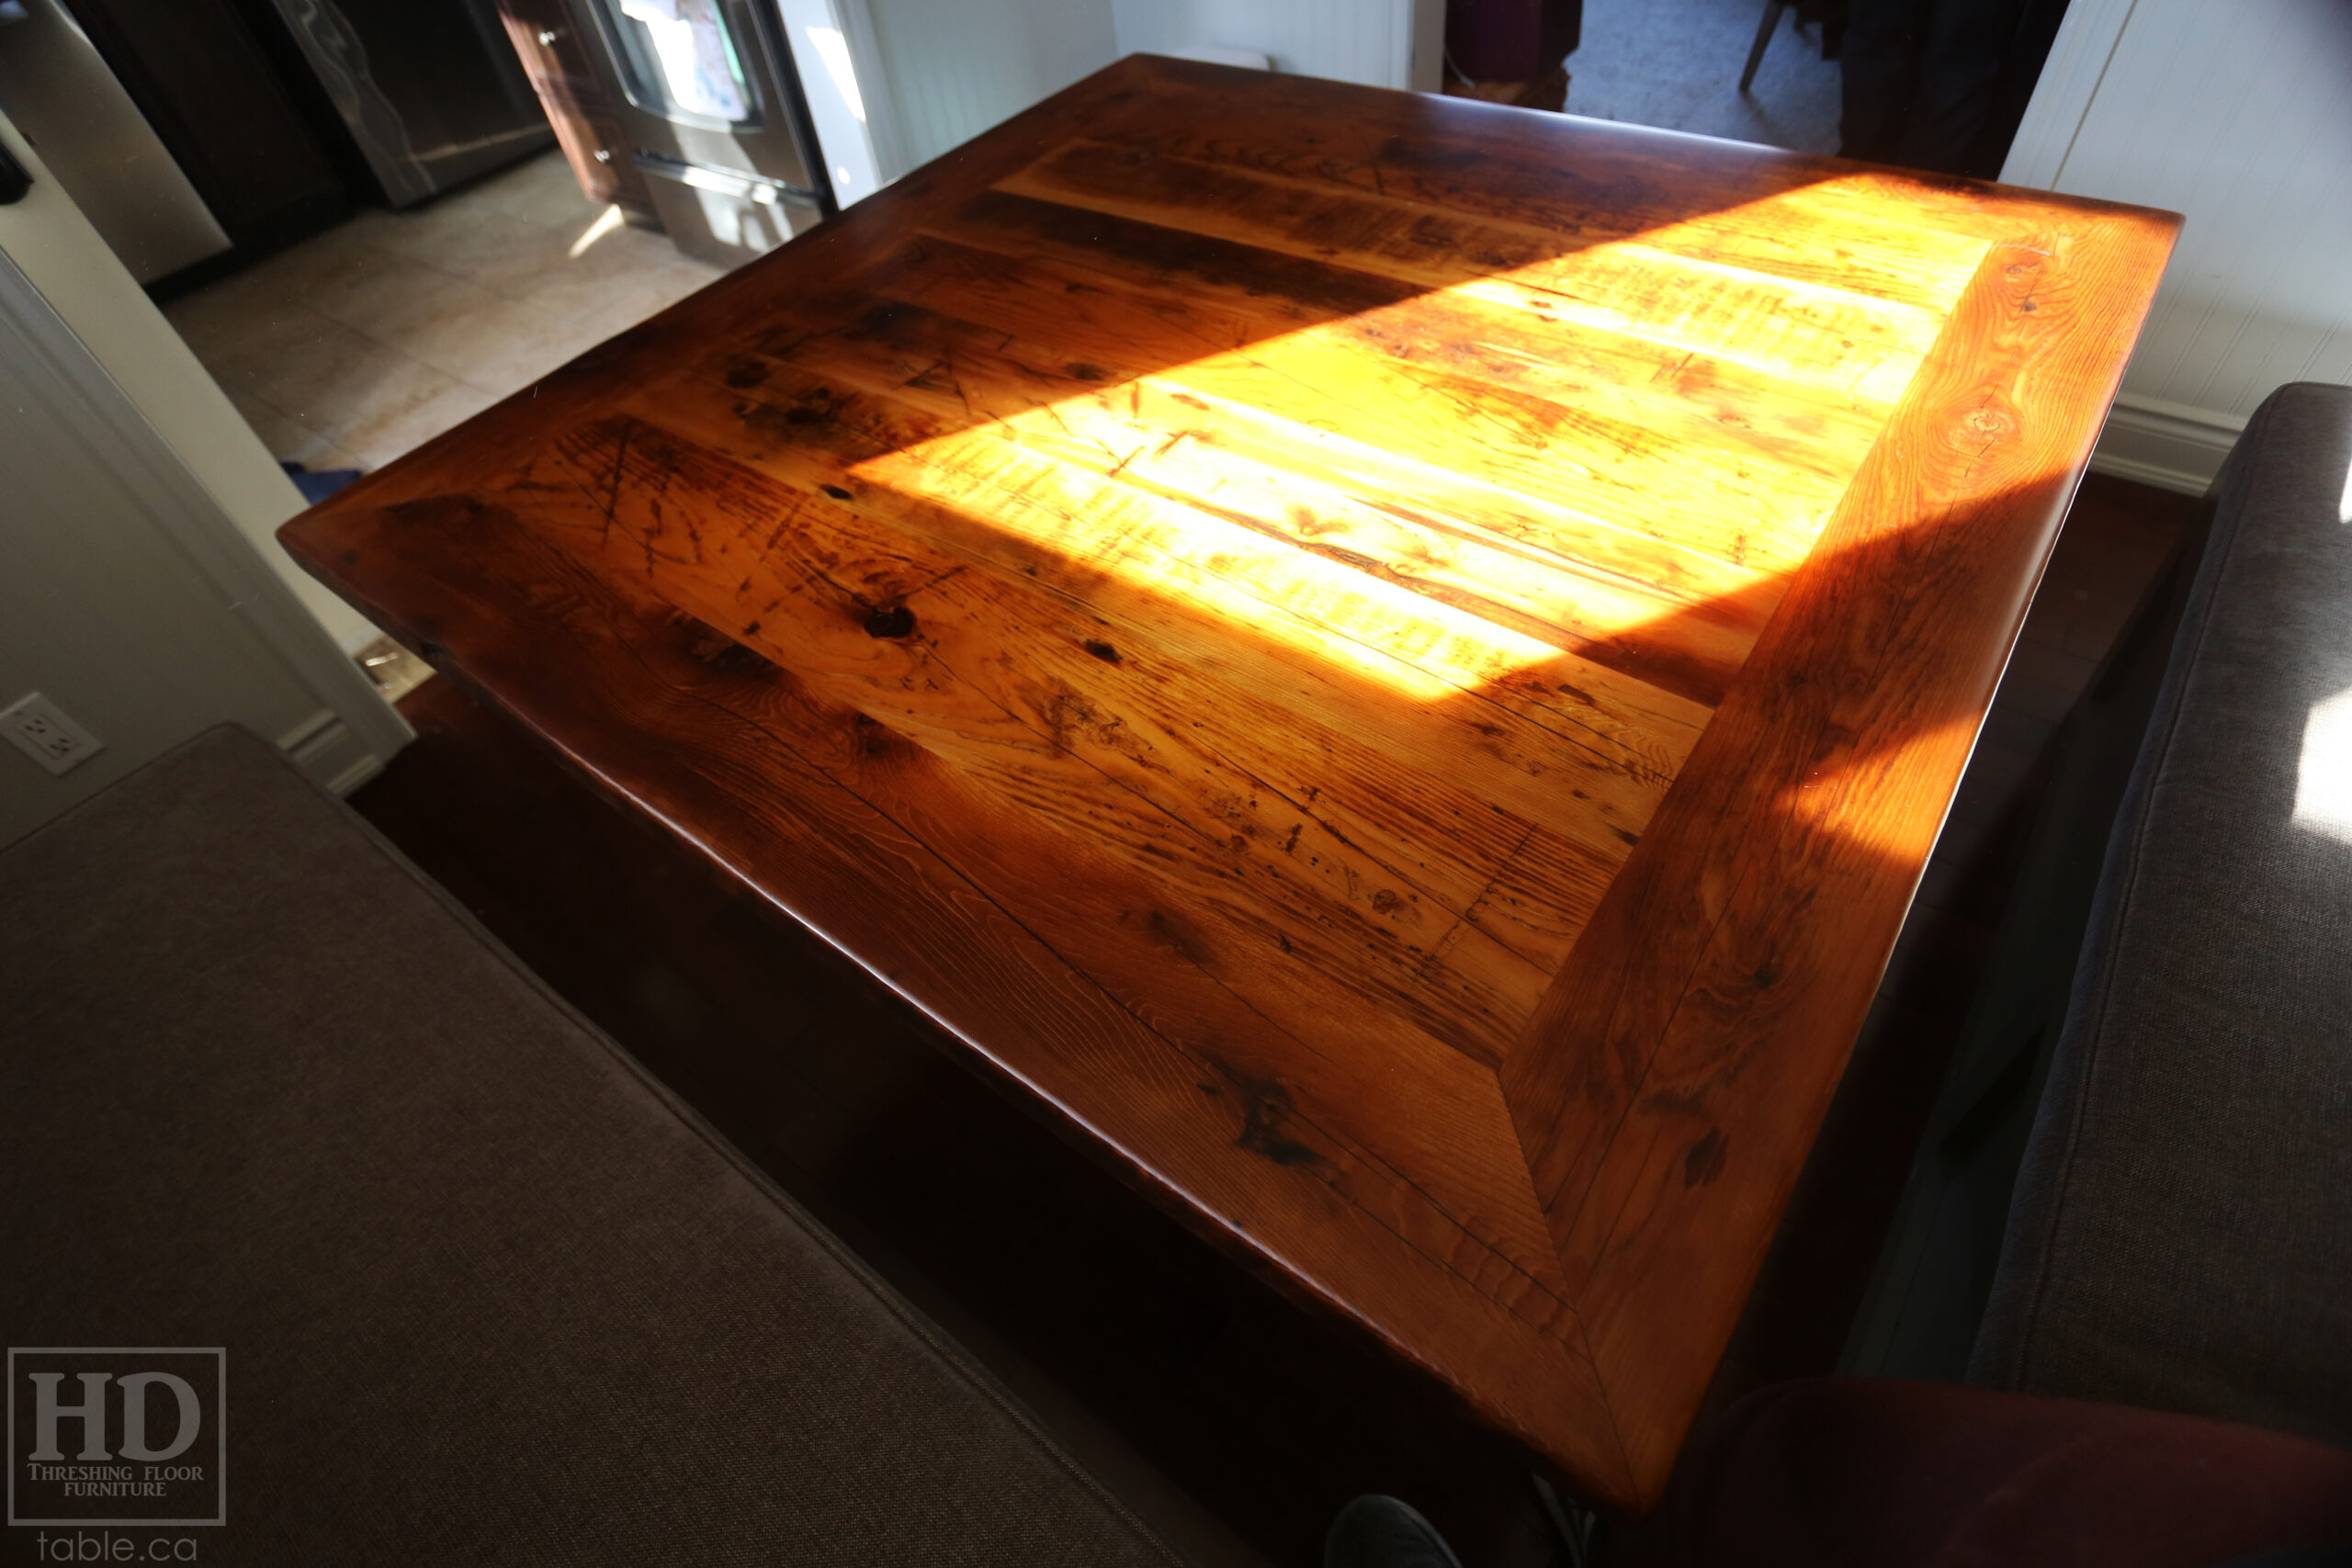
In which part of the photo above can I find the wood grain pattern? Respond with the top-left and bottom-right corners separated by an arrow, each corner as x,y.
281,56 -> 2177,1514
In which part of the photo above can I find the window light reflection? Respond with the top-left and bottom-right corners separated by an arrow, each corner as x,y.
2295,685 -> 2352,843
568,204 -> 626,259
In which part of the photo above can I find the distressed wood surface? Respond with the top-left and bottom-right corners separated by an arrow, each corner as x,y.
282,56 -> 2177,1514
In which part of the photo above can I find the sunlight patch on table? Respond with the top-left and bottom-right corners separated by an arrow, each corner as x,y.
823,172 -> 1998,709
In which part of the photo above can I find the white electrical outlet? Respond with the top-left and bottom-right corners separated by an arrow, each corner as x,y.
1,692 -> 104,776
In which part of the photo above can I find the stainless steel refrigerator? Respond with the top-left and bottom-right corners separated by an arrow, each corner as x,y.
571,0 -> 827,266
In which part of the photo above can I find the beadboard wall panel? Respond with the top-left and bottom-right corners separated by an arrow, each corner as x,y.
2006,0 -> 2352,492
1111,0 -> 1434,91
863,0 -> 1117,171
844,0 -> 1439,184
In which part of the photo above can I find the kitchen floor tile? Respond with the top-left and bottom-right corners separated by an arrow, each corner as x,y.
334,377 -> 503,470
163,150 -> 728,475
223,383 -> 367,474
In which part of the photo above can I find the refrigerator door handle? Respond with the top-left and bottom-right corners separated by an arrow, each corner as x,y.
633,149 -> 814,205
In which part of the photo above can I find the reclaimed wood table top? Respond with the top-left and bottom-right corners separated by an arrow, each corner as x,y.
284,56 -> 2177,1513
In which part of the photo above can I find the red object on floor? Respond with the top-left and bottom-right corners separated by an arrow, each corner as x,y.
1611,1379 -> 2352,1566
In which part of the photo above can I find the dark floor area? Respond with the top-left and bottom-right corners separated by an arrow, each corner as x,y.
349,471 -> 2204,1568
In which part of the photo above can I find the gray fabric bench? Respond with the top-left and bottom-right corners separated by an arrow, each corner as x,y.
0,724 -> 1186,1564
1967,382 -> 2352,1442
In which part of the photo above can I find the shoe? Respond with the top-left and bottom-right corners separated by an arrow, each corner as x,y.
1324,1495 -> 1464,1568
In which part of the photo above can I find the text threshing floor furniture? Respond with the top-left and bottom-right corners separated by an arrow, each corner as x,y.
283,56 -> 2177,1514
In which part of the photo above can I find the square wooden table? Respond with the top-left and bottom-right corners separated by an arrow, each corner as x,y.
285,57 -> 2176,1514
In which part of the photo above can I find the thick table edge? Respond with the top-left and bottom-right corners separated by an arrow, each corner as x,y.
269,58 -> 2187,1514
1498,208 -> 2181,1495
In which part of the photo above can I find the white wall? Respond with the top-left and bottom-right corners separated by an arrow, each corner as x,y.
861,0 -> 1119,172
0,112 -> 408,845
1113,0 -> 1439,92
828,0 -> 1440,189
2005,0 -> 2352,493
0,115 -> 380,653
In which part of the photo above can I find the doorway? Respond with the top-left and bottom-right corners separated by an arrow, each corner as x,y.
1453,0 -> 2075,175
1569,0 -> 1842,152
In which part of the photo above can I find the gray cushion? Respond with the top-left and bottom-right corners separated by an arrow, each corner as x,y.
0,725 -> 1184,1564
1970,382 -> 2352,1446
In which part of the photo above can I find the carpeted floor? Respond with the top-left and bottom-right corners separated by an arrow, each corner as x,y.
1569,0 -> 1843,153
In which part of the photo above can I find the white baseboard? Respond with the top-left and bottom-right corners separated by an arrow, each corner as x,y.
277,706 -> 390,797
2089,394 -> 2245,497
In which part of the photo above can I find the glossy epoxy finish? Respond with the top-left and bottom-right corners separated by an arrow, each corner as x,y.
284,57 -> 2177,1512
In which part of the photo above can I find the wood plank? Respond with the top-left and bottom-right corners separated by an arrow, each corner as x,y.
293,485 -> 1636,1500
879,219 -> 1881,540
809,227 -> 1853,593
1499,220 -> 2180,1489
1078,54 -> 2118,254
627,348 -> 1700,839
519,412 -> 1623,979
1001,140 -> 1951,405
504,414 -> 1591,1287
1072,107 -> 1994,315
725,328 -> 1713,757
520,413 -> 1562,1072
741,302 -> 1788,716
729,289 -> 1772,708
943,188 -> 1904,483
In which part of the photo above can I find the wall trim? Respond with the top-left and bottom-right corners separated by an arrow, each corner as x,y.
1407,0 -> 1443,91
280,710 -> 390,795
1999,0 -> 2140,188
2090,392 -> 2245,496
0,228 -> 411,792
274,705 -> 384,795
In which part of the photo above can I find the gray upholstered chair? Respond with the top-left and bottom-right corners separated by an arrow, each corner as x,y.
0,725 -> 1185,1565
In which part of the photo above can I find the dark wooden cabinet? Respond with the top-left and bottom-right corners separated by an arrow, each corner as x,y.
492,0 -> 658,226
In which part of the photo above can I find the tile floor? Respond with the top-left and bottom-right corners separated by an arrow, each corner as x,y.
1570,0 -> 1844,154
166,152 -> 724,475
